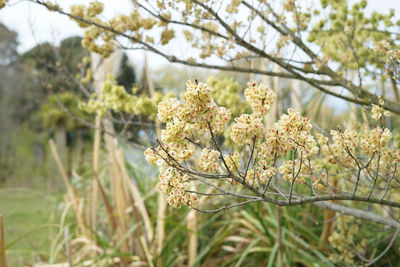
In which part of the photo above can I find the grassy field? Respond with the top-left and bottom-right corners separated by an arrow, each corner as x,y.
0,188 -> 59,266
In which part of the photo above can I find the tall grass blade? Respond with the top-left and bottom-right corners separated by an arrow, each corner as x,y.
117,149 -> 153,243
267,243 -> 278,267
234,237 -> 261,267
187,183 -> 198,266
89,115 -> 101,239
49,139 -> 87,236
140,235 -> 154,267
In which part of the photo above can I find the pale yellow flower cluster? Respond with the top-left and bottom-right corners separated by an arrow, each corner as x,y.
145,144 -> 196,209
180,81 -> 214,122
209,107 -> 232,133
145,81 -> 235,208
244,165 -> 277,185
144,142 -> 194,166
375,40 -> 390,54
161,28 -> 175,45
69,1 -> 117,57
80,77 -> 167,119
225,0 -> 242,14
223,151 -> 241,175
275,108 -> 313,138
329,216 -> 367,264
290,130 -> 319,158
244,169 -> 260,184
371,99 -> 390,120
257,160 -> 277,183
318,134 -> 335,164
177,81 -> 232,134
86,1 -> 104,17
259,129 -> 287,159
278,159 -> 308,184
318,124 -> 399,181
161,82 -> 229,140
230,82 -> 275,145
197,148 -> 220,173
69,2 -> 163,57
144,147 -> 161,166
392,149 -> 400,164
283,0 -> 296,12
360,127 -> 392,156
270,108 -> 319,184
375,40 -> 400,79
161,119 -> 192,144
244,82 -> 276,116
272,108 -> 319,183
156,167 -> 197,208
312,172 -> 327,191
328,129 -> 359,167
157,97 -> 180,123
230,114 -> 264,145
109,11 -> 156,32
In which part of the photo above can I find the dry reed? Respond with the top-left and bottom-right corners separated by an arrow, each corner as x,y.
0,215 -> 6,267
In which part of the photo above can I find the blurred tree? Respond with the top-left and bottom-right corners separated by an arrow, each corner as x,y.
0,30 -> 138,183
22,36 -> 138,175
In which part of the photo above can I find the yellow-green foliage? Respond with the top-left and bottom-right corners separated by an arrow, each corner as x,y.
329,215 -> 367,264
79,75 -> 175,120
38,91 -> 90,131
80,75 -> 252,124
207,76 -> 250,117
309,0 -> 399,73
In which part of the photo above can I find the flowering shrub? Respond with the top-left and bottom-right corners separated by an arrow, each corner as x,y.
328,215 -> 367,264
143,80 -> 399,214
79,75 -> 174,119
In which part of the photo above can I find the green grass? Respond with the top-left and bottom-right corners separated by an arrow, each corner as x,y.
0,188 -> 59,266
